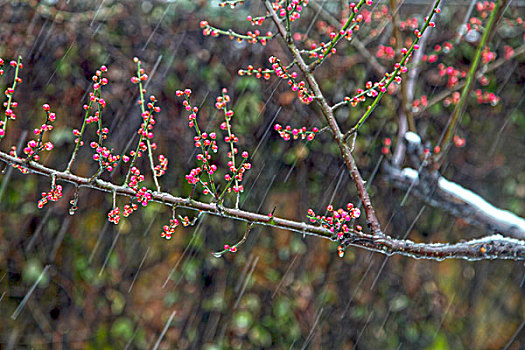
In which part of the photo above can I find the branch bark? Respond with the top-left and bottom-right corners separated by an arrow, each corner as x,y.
2,133 -> 524,260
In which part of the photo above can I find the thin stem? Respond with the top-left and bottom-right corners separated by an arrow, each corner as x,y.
308,0 -> 385,76
437,0 -> 506,156
221,92 -> 239,205
124,60 -> 160,192
309,0 -> 367,71
183,96 -> 218,198
389,0 -> 416,132
1,56 -> 22,140
200,23 -> 273,44
66,84 -> 101,173
285,0 -> 292,43
344,0 -> 441,139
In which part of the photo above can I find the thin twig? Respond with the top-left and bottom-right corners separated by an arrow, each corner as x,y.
308,0 -> 386,76
436,0 -> 507,159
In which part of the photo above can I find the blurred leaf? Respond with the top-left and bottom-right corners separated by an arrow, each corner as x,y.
111,317 -> 134,340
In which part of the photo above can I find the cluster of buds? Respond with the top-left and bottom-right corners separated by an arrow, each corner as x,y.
176,89 -> 195,127
438,64 -> 467,88
130,65 -> 147,84
342,6 -> 440,110
307,0 -> 375,62
453,135 -> 466,148
223,153 -> 251,194
178,89 -> 220,196
178,88 -> 252,199
195,132 -> 218,152
376,45 -> 396,60
503,45 -> 515,60
186,167 -> 203,185
154,154 -> 168,177
24,140 -> 54,160
108,207 -> 120,224
72,129 -> 84,147
381,137 -> 392,155
120,88 -> 164,176
123,203 -> 138,217
199,21 -> 272,45
86,65 -> 109,113
8,147 -> 29,174
399,17 -> 419,31
135,187 -> 152,207
306,41 -> 338,59
246,15 -> 266,26
269,56 -> 314,104
337,245 -> 345,258
37,184 -> 63,209
421,42 -> 454,66
1,58 -> 23,137
130,61 -> 162,157
345,77 -> 395,107
128,166 -> 145,189
120,58 -> 167,201
307,203 -> 361,241
223,244 -> 238,253
90,142 -> 120,172
481,48 -> 497,65
237,65 -> 272,80
411,95 -> 428,113
475,89 -> 500,106
72,65 -> 110,155
443,91 -> 461,107
80,66 -> 109,131
161,218 -> 179,240
23,104 -> 56,160
271,0 -> 309,22
181,216 -> 192,227
421,53 -> 439,64
274,124 -> 319,141
135,96 -> 160,142
217,90 -> 251,195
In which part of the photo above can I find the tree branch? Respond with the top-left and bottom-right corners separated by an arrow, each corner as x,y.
1,150 -> 524,261
264,0 -> 383,236
384,164 -> 525,240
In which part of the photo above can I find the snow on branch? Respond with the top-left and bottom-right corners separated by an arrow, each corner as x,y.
385,166 -> 525,240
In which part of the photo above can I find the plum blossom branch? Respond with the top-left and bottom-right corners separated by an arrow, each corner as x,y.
436,0 -> 506,158
0,56 -> 22,139
0,149 -> 523,261
343,0 -> 441,139
264,0 -> 383,236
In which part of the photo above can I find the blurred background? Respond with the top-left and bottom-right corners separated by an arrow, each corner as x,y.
0,0 -> 524,348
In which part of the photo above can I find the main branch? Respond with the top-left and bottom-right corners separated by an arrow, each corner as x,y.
3,139 -> 524,261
